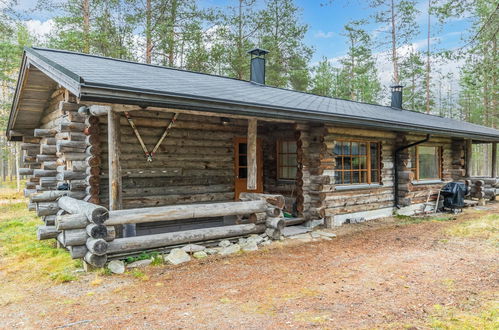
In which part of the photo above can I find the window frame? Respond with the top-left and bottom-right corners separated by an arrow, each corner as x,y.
409,145 -> 443,181
276,139 -> 298,181
333,139 -> 382,185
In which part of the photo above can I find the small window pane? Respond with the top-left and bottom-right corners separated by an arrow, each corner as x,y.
343,142 -> 350,155
335,157 -> 343,170
370,143 -> 379,170
344,171 -> 351,184
289,167 -> 297,179
352,171 -> 360,183
239,155 -> 247,166
239,143 -> 247,154
333,142 -> 342,156
360,143 -> 367,155
277,140 -> 298,180
371,170 -> 378,182
419,146 -> 439,179
288,143 -> 297,153
334,171 -> 341,184
239,167 -> 247,178
352,142 -> 359,155
360,157 -> 367,169
344,157 -> 351,169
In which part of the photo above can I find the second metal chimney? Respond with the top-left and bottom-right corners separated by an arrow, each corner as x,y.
390,85 -> 404,109
247,48 -> 269,85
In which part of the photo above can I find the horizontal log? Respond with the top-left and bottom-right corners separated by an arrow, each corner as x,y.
34,128 -> 58,137
266,217 -> 285,231
22,155 -> 37,164
61,153 -> 88,161
84,252 -> 107,268
238,193 -> 285,209
33,169 -> 57,177
22,136 -> 41,144
37,225 -> 60,240
36,155 -> 57,162
56,140 -> 88,153
21,143 -> 40,151
108,223 -> 265,254
43,215 -> 56,226
30,190 -> 86,203
106,200 -> 267,226
56,213 -> 90,230
42,161 -> 57,170
19,168 -> 34,175
56,132 -> 86,141
36,202 -> 60,216
58,196 -> 109,224
248,212 -> 266,224
62,228 -> 88,246
56,171 -> 87,181
69,245 -> 88,259
24,189 -> 37,197
58,120 -> 86,133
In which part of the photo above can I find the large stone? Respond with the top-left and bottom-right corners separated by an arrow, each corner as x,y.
107,260 -> 125,274
165,248 -> 191,265
193,251 -> 208,259
182,244 -> 205,253
219,244 -> 240,256
205,248 -> 220,255
219,240 -> 231,248
241,242 -> 258,252
246,234 -> 264,245
127,259 -> 152,269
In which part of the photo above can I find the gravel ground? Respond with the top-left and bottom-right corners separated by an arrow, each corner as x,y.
1,203 -> 497,329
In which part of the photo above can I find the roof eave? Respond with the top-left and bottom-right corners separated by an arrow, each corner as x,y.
80,85 -> 499,142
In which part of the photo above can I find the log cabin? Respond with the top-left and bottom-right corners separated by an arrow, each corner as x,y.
7,47 -> 499,268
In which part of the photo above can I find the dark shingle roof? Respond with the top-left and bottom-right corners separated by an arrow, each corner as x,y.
19,47 -> 499,140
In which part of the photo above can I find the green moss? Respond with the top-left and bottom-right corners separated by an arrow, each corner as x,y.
429,301 -> 499,329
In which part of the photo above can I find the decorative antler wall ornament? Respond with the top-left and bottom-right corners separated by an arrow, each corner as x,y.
124,112 -> 179,162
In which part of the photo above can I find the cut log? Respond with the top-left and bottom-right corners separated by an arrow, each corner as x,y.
84,252 -> 107,268
24,189 -> 37,197
69,245 -> 88,259
266,217 -> 285,231
36,155 -> 57,162
248,212 -> 266,224
62,229 -> 88,246
86,156 -> 101,167
86,238 -> 108,256
56,171 -> 87,181
265,227 -> 281,240
36,202 -> 60,216
34,128 -> 57,137
33,169 -> 57,177
107,223 -> 265,254
105,200 -> 267,226
61,153 -> 88,161
56,140 -> 88,153
37,225 -> 60,240
58,196 -> 109,224
86,224 -> 108,239
40,144 -> 57,155
42,161 -> 57,170
239,193 -> 285,209
266,207 -> 281,217
56,213 -> 90,230
43,215 -> 56,226
69,180 -> 87,191
58,121 -> 86,133
19,168 -> 34,175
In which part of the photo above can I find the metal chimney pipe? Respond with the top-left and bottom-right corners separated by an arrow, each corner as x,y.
247,48 -> 269,85
390,85 -> 404,109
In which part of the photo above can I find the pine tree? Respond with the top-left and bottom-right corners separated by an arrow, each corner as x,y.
257,0 -> 312,89
310,57 -> 337,97
337,20 -> 381,103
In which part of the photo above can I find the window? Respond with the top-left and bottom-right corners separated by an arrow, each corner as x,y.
277,140 -> 297,180
409,146 -> 442,180
333,140 -> 381,185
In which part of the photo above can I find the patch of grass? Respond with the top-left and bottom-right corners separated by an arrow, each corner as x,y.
446,213 -> 498,245
395,213 -> 455,225
130,269 -> 149,281
429,301 -> 498,329
0,190 -> 79,283
125,251 -> 159,264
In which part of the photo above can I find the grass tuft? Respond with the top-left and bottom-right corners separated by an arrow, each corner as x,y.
429,301 -> 499,329
0,186 -> 79,283
446,213 -> 498,245
396,213 -> 456,225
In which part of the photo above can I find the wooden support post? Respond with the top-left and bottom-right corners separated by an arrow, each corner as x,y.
492,142 -> 497,178
247,118 -> 257,190
108,109 -> 132,237
465,139 -> 472,177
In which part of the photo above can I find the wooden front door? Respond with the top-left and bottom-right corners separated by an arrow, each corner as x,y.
234,137 -> 263,200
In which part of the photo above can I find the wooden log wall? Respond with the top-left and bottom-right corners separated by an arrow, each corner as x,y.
294,123 -> 331,223
98,110 -> 248,209
21,88 -> 107,259
323,126 -> 396,223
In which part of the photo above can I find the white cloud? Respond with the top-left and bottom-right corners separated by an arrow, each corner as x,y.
25,19 -> 54,43
314,30 -> 335,39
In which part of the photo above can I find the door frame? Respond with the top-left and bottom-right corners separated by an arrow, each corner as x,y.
233,137 -> 264,200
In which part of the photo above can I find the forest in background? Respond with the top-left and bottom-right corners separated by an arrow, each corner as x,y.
0,0 -> 497,182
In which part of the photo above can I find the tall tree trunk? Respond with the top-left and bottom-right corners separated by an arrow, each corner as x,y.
168,0 -> 178,67
145,0 -> 152,64
16,144 -> 20,192
391,0 -> 399,84
425,0 -> 431,113
82,0 -> 90,54
237,0 -> 243,80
